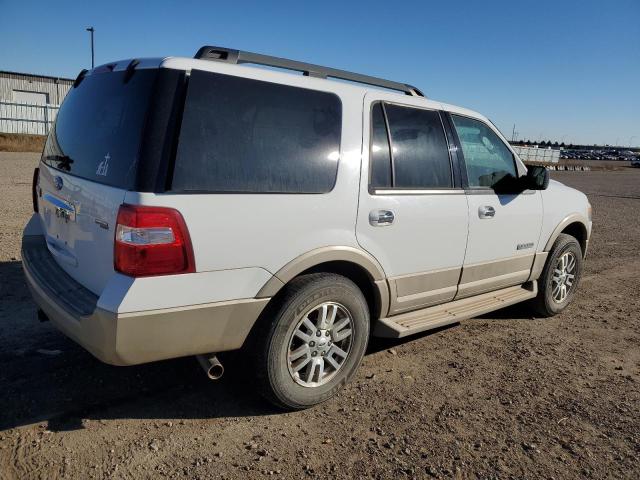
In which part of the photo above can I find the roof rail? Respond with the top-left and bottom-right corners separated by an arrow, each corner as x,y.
194,46 -> 424,97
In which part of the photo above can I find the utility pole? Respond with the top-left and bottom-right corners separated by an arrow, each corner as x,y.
86,27 -> 95,69
511,124 -> 516,142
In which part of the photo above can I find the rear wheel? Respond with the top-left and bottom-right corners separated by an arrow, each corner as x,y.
532,233 -> 583,317
253,273 -> 369,410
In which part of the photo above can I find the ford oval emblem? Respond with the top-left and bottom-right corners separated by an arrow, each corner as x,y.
53,176 -> 63,190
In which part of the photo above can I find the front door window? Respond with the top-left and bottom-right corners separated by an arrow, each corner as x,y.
451,115 -> 517,189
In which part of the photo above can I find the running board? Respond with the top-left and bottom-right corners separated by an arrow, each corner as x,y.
374,282 -> 537,338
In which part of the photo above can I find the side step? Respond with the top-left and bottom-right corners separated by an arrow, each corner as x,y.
374,282 -> 538,338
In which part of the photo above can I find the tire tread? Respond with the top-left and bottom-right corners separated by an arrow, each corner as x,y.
252,273 -> 368,410
531,233 -> 582,317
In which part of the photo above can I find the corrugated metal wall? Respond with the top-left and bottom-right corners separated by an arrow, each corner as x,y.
0,71 -> 72,135
0,102 -> 60,135
0,71 -> 73,105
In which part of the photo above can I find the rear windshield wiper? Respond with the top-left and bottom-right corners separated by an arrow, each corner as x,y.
44,154 -> 74,171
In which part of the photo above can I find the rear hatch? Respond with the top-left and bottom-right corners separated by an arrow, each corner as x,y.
37,66 -> 160,295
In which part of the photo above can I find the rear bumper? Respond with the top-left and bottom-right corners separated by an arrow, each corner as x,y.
22,234 -> 269,366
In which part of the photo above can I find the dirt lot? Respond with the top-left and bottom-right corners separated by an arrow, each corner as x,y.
0,152 -> 638,479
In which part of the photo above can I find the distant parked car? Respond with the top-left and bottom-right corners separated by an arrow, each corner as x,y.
631,158 -> 640,168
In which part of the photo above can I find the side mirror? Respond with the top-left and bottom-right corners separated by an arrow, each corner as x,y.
525,165 -> 550,190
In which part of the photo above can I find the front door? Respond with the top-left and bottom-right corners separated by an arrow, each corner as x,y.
356,94 -> 469,316
448,113 -> 543,298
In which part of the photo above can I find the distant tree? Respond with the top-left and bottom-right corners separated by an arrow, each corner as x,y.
553,141 -> 559,148
560,142 -> 566,147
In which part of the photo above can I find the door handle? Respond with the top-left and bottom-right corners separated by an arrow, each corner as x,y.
478,205 -> 496,219
369,210 -> 395,226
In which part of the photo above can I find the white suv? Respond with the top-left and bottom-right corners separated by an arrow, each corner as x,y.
23,46 -> 592,409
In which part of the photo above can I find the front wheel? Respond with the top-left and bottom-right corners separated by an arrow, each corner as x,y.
532,233 -> 583,317
253,273 -> 369,410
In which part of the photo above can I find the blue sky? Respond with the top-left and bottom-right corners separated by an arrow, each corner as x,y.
1,0 -> 638,146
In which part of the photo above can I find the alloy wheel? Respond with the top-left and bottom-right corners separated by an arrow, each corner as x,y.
287,302 -> 354,387
552,251 -> 577,303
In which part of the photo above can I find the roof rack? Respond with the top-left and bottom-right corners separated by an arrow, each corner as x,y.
194,46 -> 424,97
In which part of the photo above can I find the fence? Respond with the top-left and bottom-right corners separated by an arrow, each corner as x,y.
512,145 -> 560,164
0,101 -> 60,136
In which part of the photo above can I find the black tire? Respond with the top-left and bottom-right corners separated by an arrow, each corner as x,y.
532,233 -> 583,317
253,273 -> 369,410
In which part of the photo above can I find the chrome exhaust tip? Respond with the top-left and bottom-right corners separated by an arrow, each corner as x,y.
196,354 -> 224,380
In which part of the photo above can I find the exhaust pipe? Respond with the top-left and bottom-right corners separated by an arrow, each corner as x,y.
196,354 -> 224,380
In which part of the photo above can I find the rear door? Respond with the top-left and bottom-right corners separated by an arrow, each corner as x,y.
356,94 -> 469,316
448,113 -> 543,298
37,67 -> 160,295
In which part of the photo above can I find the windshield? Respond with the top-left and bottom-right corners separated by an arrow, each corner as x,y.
42,69 -> 158,189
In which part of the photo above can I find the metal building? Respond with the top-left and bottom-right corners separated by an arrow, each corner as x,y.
0,70 -> 73,135
0,70 -> 73,105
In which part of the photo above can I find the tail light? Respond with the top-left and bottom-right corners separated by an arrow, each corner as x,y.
32,167 -> 40,213
114,204 -> 195,277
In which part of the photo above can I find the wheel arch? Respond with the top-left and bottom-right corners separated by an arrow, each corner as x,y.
544,214 -> 589,256
256,247 -> 390,321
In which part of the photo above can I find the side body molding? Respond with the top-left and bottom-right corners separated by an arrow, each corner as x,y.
256,246 -> 390,318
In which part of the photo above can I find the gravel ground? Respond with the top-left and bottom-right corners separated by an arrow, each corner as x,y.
0,152 -> 638,479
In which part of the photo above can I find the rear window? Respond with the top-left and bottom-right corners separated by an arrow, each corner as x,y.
370,103 -> 392,188
368,102 -> 452,190
42,69 -> 158,189
384,104 -> 452,189
171,70 -> 342,193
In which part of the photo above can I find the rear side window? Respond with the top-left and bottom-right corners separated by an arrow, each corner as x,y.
384,104 -> 452,189
370,103 -> 392,188
42,69 -> 158,189
172,70 -> 342,193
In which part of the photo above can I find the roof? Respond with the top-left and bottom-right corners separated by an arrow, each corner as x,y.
0,70 -> 74,83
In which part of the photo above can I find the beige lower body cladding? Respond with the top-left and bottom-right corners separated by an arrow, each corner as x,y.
22,234 -> 269,366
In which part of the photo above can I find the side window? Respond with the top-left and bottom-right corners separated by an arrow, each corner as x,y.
385,104 -> 452,189
451,115 -> 517,188
172,70 -> 342,193
370,103 -> 392,188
